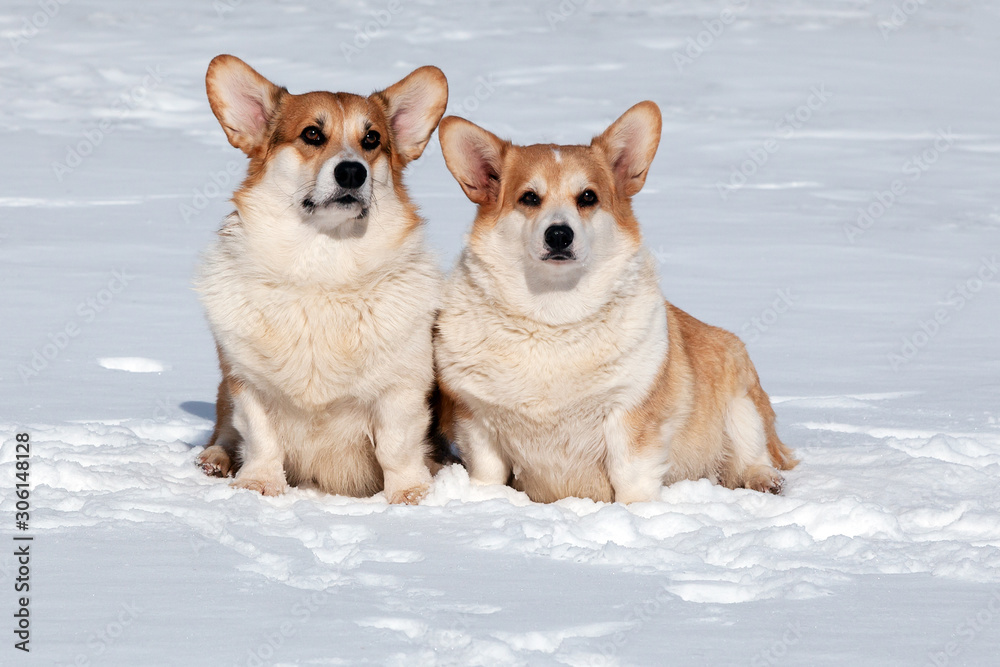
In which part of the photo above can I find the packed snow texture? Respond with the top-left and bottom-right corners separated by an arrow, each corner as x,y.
2,1 -> 999,665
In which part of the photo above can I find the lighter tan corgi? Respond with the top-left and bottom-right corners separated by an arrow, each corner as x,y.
434,102 -> 797,504
195,55 -> 448,503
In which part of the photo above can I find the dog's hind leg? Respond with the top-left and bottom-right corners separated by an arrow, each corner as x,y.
748,379 -> 799,472
721,392 -> 785,494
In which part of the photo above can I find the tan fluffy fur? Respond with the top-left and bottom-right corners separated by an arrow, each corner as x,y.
196,55 -> 448,503
435,103 -> 796,504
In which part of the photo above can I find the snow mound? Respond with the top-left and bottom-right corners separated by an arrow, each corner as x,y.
97,357 -> 168,373
4,419 -> 999,611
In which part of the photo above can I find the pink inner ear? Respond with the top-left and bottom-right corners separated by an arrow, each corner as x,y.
462,139 -> 490,188
611,123 -> 646,181
228,75 -> 269,137
461,136 -> 502,200
392,104 -> 421,146
389,77 -> 445,155
393,98 -> 438,157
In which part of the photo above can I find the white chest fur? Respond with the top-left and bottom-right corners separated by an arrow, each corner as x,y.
436,249 -> 668,496
198,214 -> 441,411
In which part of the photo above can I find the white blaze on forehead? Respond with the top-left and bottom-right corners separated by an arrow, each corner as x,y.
341,113 -> 369,142
552,148 -> 561,163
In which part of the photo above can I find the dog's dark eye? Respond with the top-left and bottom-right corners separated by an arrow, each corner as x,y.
361,130 -> 381,151
518,191 -> 541,207
300,126 -> 325,146
577,189 -> 598,208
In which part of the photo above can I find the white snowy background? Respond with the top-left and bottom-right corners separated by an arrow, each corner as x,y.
2,0 -> 999,665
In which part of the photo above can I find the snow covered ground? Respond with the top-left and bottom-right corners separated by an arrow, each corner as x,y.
2,0 -> 1000,664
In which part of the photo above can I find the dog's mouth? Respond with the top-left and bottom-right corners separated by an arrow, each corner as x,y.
541,250 -> 576,262
302,192 -> 369,219
332,194 -> 360,206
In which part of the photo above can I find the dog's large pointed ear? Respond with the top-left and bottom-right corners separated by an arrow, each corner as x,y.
592,101 -> 662,197
206,55 -> 285,156
376,66 -> 449,166
438,116 -> 508,206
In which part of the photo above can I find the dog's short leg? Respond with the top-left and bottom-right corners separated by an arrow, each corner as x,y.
230,383 -> 287,497
456,415 -> 509,487
199,444 -> 234,477
373,386 -> 434,504
723,392 -> 784,494
604,408 -> 664,504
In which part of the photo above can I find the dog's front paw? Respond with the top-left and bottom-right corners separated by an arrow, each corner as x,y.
231,473 -> 287,497
198,445 -> 233,478
743,465 -> 785,495
387,483 -> 429,505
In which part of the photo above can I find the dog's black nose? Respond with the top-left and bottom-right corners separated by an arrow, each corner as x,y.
334,161 -> 367,189
544,224 -> 574,251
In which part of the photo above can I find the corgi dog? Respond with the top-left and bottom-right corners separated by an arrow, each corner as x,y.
195,55 -> 448,503
434,102 -> 797,504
